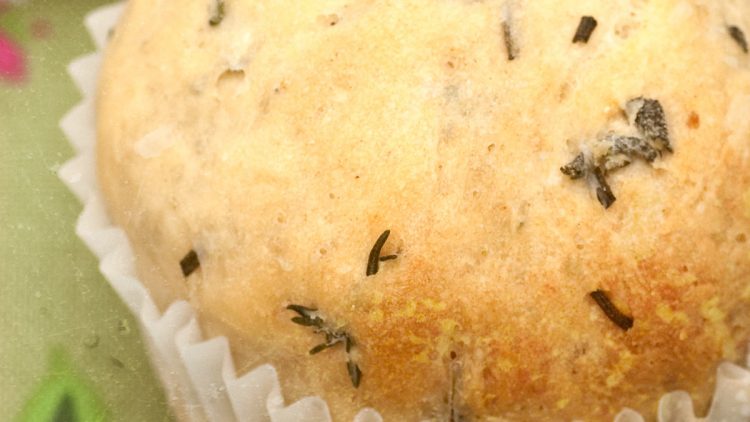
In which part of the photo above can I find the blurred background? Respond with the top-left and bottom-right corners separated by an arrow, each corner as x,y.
0,0 -> 172,420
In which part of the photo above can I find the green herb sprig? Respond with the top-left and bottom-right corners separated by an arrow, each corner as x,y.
286,304 -> 362,387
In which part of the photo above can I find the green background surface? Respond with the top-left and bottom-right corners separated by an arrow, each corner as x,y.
0,1 -> 172,420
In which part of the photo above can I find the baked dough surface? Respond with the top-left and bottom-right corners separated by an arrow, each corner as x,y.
97,0 -> 750,419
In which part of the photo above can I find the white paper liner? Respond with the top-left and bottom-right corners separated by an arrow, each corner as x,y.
58,3 -> 750,421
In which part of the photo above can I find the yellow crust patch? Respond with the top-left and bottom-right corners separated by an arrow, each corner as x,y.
701,297 -> 726,323
606,351 -> 635,388
656,304 -> 689,324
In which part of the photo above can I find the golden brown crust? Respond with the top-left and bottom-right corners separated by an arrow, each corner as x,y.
97,0 -> 750,419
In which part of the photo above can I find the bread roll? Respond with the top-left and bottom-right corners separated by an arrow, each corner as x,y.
97,0 -> 750,419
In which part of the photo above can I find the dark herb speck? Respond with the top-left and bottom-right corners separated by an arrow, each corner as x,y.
597,134 -> 660,173
606,135 -> 658,165
592,167 -> 616,209
729,25 -> 748,54
309,342 -> 336,355
573,16 -> 598,43
287,304 -> 323,327
589,290 -> 634,331
560,153 -> 587,179
287,304 -> 317,315
287,304 -> 361,388
291,316 -> 319,327
347,360 -> 362,388
209,0 -> 225,26
561,97 -> 672,209
502,20 -> 517,61
367,230 -> 396,276
180,249 -> 200,277
626,97 -> 671,152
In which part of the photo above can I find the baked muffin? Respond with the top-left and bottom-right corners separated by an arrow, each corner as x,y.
96,0 -> 750,420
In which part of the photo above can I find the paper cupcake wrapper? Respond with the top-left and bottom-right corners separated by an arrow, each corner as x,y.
58,3 -> 750,421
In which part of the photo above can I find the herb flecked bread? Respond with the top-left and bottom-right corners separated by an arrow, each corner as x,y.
97,0 -> 750,420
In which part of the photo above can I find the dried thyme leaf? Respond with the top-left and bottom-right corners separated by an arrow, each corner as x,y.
367,230 -> 396,276
561,97 -> 671,208
287,305 -> 361,388
180,249 -> 200,277
347,360 -> 362,388
287,304 -> 317,314
626,97 -> 671,152
287,304 -> 324,327
729,25 -> 748,54
572,16 -> 598,43
608,135 -> 658,164
379,254 -> 398,262
598,134 -> 659,172
592,167 -> 616,209
560,153 -> 587,179
502,20 -> 517,61
589,289 -> 634,331
209,0 -> 225,27
291,316 -> 320,327
309,342 -> 339,355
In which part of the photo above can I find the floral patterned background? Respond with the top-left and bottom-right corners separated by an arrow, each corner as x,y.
0,0 -> 172,420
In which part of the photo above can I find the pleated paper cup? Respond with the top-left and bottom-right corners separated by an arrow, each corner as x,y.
58,3 -> 750,421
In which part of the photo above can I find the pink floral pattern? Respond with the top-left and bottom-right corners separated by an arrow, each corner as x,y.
0,0 -> 41,84
0,30 -> 26,83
